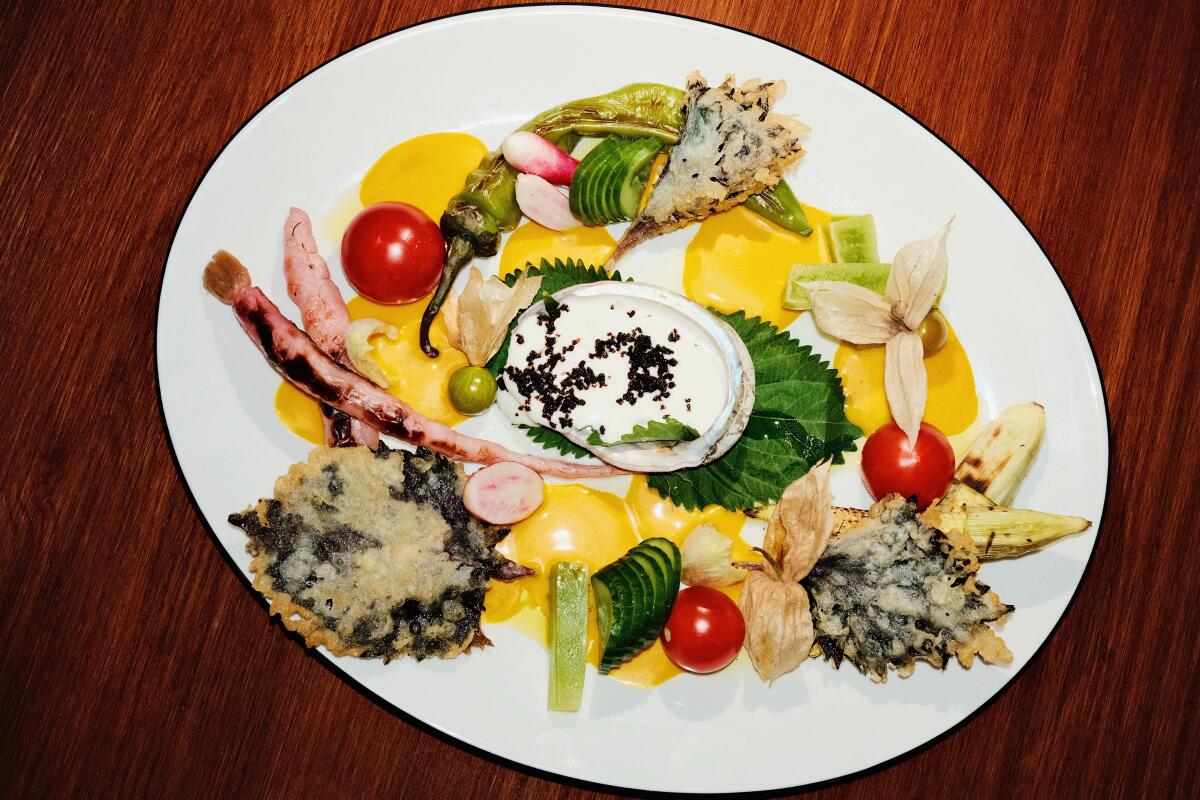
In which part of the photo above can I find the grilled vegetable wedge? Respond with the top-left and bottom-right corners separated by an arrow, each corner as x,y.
955,402 -> 1046,506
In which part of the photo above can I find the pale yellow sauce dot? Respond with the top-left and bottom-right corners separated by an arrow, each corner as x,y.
499,223 -> 616,278
834,319 -> 978,437
683,204 -> 834,329
359,132 -> 489,221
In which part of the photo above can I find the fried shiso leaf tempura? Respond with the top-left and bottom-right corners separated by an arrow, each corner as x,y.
611,72 -> 809,261
229,443 -> 531,661
804,495 -> 1013,682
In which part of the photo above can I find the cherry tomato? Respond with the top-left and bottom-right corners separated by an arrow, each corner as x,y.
861,420 -> 955,510
341,202 -> 444,303
661,586 -> 745,674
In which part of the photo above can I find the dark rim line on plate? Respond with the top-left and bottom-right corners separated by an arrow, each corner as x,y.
153,4 -> 1113,796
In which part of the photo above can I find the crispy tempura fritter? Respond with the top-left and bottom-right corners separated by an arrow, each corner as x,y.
804,495 -> 1013,682
229,444 -> 530,661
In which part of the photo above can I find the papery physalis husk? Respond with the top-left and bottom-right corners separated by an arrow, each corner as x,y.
884,330 -> 927,443
345,318 -> 399,388
802,282 -> 899,345
740,465 -> 834,683
680,524 -> 744,587
762,461 -> 834,581
739,556 -> 815,684
886,219 -> 952,331
804,220 -> 952,445
443,268 -> 542,366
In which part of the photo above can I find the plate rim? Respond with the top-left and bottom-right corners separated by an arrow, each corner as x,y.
154,3 -> 1112,794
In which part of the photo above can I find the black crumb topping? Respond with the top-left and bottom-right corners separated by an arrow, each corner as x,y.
503,305 -> 679,429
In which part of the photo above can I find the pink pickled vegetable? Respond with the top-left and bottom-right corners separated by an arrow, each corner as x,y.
502,131 -> 578,185
463,462 -> 545,524
515,174 -> 578,231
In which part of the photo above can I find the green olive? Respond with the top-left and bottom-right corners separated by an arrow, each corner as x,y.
917,309 -> 949,357
448,366 -> 498,415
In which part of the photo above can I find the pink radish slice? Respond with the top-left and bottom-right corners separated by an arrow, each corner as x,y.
502,131 -> 578,185
464,462 -> 546,525
515,174 -> 578,231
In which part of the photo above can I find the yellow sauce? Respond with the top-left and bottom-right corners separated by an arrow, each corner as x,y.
359,132 -> 489,220
683,204 -> 834,329
625,475 -> 748,551
347,296 -> 469,424
834,320 -> 978,437
273,382 -> 326,445
499,223 -> 616,278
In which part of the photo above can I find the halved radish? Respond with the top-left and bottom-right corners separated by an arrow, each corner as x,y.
515,174 -> 578,231
502,131 -> 578,185
464,462 -> 545,525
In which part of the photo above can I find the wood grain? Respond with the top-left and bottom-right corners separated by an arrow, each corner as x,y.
2,1 -> 1197,797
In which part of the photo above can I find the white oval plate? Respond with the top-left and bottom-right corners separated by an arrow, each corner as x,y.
157,6 -> 1108,793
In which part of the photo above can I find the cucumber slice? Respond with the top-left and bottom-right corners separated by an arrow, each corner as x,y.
827,215 -> 879,263
569,136 -> 662,226
592,538 -> 682,673
592,565 -> 636,669
783,263 -> 891,310
570,138 -> 616,225
597,144 -> 627,224
782,262 -> 946,311
630,544 -> 673,635
638,537 -> 682,578
634,537 -> 681,625
548,562 -> 590,712
616,139 -> 662,219
626,549 -> 666,649
611,560 -> 648,648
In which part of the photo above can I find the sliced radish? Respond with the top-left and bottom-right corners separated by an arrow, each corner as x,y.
464,462 -> 545,525
515,174 -> 578,231
502,131 -> 578,185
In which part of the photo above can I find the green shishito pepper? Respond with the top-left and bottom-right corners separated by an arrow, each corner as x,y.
420,82 -> 812,357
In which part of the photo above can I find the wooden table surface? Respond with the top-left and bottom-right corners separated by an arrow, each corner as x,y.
3,0 -> 1197,797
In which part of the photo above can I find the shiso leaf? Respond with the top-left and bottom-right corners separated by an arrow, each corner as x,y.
519,424 -> 591,460
647,311 -> 860,511
585,417 -> 700,447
